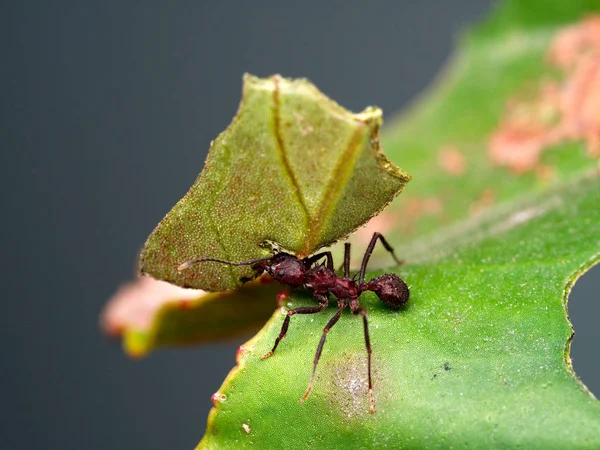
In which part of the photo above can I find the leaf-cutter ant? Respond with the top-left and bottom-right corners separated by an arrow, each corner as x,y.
178,232 -> 409,413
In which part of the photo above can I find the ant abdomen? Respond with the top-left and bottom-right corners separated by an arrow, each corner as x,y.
365,273 -> 409,309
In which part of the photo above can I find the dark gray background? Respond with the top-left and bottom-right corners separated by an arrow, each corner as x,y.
2,2 -> 598,449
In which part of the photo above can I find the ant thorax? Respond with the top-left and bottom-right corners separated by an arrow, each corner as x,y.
303,264 -> 334,293
304,265 -> 360,300
329,276 -> 360,300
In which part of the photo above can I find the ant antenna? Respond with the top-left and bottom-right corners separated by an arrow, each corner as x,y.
178,255 -> 272,272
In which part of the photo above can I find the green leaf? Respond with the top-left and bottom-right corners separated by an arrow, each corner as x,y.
351,0 -> 600,268
139,74 -> 410,292
192,2 -> 600,448
199,171 -> 600,450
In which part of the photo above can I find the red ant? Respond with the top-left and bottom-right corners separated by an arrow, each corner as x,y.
178,232 -> 409,413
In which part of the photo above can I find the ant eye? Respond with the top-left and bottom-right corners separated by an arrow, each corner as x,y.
278,270 -> 285,277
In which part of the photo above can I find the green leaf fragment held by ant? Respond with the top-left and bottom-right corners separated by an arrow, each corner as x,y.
138,74 -> 411,292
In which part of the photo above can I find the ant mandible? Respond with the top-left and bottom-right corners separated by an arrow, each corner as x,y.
178,232 -> 409,413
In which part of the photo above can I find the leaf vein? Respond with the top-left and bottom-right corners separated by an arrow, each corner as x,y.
272,76 -> 310,243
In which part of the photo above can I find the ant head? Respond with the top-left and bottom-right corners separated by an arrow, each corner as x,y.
363,273 -> 409,309
252,253 -> 305,287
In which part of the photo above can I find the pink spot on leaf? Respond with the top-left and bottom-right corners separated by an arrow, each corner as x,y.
236,345 -> 248,363
276,291 -> 289,307
211,392 -> 227,407
438,146 -> 466,176
489,15 -> 600,173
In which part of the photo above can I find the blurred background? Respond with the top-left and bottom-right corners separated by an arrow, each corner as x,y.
2,2 -> 598,449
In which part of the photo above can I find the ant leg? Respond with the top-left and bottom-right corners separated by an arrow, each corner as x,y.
359,232 -> 403,283
350,301 -> 376,413
300,299 -> 347,404
304,251 -> 334,271
260,296 -> 328,360
343,243 -> 351,278
334,243 -> 351,275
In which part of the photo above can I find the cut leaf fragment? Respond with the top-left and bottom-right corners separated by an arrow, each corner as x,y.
102,275 -> 286,358
139,74 -> 410,292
